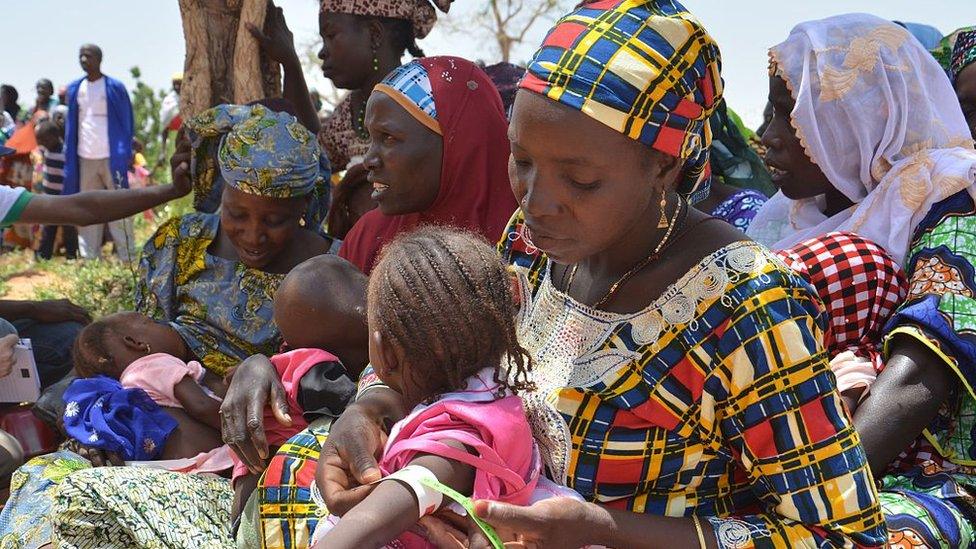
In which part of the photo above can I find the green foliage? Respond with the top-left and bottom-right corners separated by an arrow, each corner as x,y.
31,259 -> 138,319
129,66 -> 175,182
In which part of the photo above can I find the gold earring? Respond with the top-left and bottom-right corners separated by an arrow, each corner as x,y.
657,190 -> 669,229
145,343 -> 152,355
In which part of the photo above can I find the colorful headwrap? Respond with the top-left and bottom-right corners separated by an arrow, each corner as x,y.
375,61 -> 441,134
320,0 -> 451,40
931,26 -> 976,77
63,376 -> 177,461
951,29 -> 976,80
520,0 -> 723,203
186,104 -> 332,230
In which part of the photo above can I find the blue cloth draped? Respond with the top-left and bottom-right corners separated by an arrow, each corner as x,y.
62,376 -> 177,460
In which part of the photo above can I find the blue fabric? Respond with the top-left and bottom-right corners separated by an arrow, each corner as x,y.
62,376 -> 176,460
62,75 -> 134,195
381,61 -> 438,120
895,21 -> 944,50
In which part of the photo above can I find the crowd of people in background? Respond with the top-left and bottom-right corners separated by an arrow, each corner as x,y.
0,0 -> 974,548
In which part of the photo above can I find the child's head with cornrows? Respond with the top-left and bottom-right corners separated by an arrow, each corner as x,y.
367,226 -> 533,408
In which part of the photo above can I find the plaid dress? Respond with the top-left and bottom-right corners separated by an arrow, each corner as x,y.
501,211 -> 886,548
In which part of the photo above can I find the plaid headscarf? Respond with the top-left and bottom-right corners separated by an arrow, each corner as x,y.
320,0 -> 451,40
185,104 -> 332,230
520,0 -> 723,203
375,60 -> 440,134
951,29 -> 976,80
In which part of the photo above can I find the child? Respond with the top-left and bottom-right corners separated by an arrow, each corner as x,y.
34,120 -> 78,259
312,227 -> 546,549
776,232 -> 908,414
72,255 -> 367,518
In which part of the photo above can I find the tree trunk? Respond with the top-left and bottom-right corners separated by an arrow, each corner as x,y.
178,0 -> 281,121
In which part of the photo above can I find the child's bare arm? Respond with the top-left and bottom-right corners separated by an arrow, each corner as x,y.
315,440 -> 476,549
173,376 -> 222,430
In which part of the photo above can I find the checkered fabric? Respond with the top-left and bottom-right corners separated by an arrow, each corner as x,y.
951,29 -> 976,80
497,210 -> 888,548
519,0 -> 723,203
258,425 -> 330,549
776,232 -> 908,373
378,61 -> 438,120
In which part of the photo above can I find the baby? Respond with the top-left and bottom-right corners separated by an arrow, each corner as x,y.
72,255 -> 368,518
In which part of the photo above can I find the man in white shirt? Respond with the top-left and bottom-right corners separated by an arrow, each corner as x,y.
66,44 -> 136,261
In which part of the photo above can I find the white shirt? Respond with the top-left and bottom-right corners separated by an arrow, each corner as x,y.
0,186 -> 30,226
160,89 -> 180,129
77,77 -> 109,159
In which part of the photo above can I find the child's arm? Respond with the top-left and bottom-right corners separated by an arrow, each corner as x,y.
173,376 -> 222,430
315,440 -> 475,549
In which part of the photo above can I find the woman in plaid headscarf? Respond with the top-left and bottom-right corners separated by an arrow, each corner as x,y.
317,1 -> 887,548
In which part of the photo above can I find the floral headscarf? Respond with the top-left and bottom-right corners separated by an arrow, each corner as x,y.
747,14 -> 976,266
185,104 -> 332,230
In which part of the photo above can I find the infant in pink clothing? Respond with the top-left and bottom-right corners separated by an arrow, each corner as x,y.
73,255 -> 371,523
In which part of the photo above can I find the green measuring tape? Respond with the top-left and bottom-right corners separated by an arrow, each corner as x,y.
418,476 -> 506,549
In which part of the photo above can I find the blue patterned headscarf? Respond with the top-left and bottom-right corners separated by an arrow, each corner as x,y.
186,104 -> 332,230
520,0 -> 723,204
63,376 -> 177,461
375,61 -> 441,135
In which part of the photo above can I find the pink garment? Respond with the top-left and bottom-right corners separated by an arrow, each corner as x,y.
829,351 -> 877,399
127,445 -> 235,474
119,353 -> 207,408
229,348 -> 339,481
314,369 -> 542,549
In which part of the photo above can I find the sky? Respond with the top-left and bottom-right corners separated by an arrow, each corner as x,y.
3,0 -> 973,128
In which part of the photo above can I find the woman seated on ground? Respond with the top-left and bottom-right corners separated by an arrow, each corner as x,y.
0,104 -> 335,549
750,14 -> 976,546
337,55 -> 517,274
137,103 -> 335,376
278,2 -> 886,547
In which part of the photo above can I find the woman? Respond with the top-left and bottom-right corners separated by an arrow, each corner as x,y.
137,104 -> 335,376
0,104 -> 333,549
746,16 -> 976,266
748,15 -> 976,547
316,0 -> 449,172
338,56 -> 517,274
948,28 -> 976,137
319,2 -> 887,547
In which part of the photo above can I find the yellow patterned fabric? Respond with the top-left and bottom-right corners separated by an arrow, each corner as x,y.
136,213 -> 284,376
499,210 -> 887,547
520,0 -> 723,203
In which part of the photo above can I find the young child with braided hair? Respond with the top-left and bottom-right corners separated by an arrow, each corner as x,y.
312,226 -> 583,549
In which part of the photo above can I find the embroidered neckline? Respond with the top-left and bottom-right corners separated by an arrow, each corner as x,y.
536,241 -> 769,323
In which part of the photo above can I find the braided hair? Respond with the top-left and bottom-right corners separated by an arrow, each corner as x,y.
368,226 -> 533,400
72,320 -> 119,379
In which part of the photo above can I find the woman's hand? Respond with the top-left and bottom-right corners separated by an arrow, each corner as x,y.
170,129 -> 192,197
316,397 -> 395,516
66,439 -> 124,467
247,5 -> 299,68
424,498 -> 604,549
220,354 -> 292,474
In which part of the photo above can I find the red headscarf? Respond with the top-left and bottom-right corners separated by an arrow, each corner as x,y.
339,56 -> 517,274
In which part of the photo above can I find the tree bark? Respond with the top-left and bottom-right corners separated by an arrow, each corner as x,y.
178,0 -> 281,120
